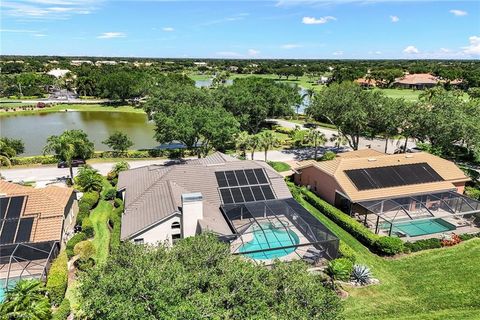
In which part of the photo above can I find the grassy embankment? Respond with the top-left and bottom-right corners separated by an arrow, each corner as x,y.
294,193 -> 480,320
0,103 -> 143,117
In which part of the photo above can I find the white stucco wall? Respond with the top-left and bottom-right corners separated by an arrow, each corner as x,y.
131,215 -> 182,246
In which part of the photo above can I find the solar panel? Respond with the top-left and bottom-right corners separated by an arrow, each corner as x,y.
215,172 -> 228,188
251,186 -> 265,201
220,188 -> 234,204
225,171 -> 238,187
5,196 -> 24,219
240,187 -> 255,202
230,188 -> 245,203
345,163 -> 444,191
244,169 -> 258,185
0,197 -> 9,220
254,169 -> 268,184
261,185 -> 276,200
15,218 -> 34,243
0,219 -> 19,244
234,170 -> 248,186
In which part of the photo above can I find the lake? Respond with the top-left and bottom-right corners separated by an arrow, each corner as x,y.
0,111 -> 157,156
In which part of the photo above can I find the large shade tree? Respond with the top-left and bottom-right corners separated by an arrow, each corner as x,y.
215,77 -> 301,134
43,129 -> 94,179
0,279 -> 51,320
78,234 -> 343,320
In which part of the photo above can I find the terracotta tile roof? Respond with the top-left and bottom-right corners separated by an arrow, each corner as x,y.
0,181 -> 74,243
297,150 -> 469,202
394,73 -> 439,85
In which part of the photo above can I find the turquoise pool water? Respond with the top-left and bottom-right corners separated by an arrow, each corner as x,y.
387,219 -> 456,237
0,278 -> 19,302
239,223 -> 300,260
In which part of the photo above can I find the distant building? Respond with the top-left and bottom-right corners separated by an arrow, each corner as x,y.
46,68 -> 71,78
95,60 -> 117,66
316,76 -> 330,84
354,77 -> 378,88
194,62 -> 208,67
70,60 -> 93,66
393,73 -> 439,90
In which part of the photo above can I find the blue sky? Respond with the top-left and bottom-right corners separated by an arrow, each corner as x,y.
1,0 -> 479,59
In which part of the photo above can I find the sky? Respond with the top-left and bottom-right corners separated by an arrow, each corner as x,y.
1,0 -> 479,59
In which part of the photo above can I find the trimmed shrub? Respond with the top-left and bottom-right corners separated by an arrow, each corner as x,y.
52,298 -> 71,320
326,258 -> 354,281
103,187 -> 116,201
74,257 -> 95,271
339,241 -> 357,264
109,206 -> 123,251
82,217 -> 94,238
404,238 -> 442,252
113,198 -> 123,208
374,237 -> 404,255
74,240 -> 96,260
46,251 -> 68,306
80,191 -> 100,210
10,155 -> 57,166
465,186 -> 480,201
66,232 -> 87,259
459,232 -> 480,241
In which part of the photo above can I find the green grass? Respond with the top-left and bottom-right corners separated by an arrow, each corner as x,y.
0,103 -> 144,117
295,195 -> 480,320
89,200 -> 113,265
373,88 -> 421,102
268,161 -> 291,172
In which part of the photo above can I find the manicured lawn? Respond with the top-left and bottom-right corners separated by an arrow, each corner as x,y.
296,196 -> 480,320
0,103 -> 144,117
373,88 -> 421,101
89,200 -> 113,265
268,161 -> 291,172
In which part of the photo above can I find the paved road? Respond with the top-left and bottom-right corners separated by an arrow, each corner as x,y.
269,119 -> 417,154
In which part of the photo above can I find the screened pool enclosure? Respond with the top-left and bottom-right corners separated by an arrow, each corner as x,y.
221,198 -> 339,263
353,191 -> 480,237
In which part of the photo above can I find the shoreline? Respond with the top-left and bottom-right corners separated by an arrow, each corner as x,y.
0,103 -> 145,117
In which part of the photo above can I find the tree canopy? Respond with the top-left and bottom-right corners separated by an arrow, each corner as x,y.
78,234 -> 342,320
102,131 -> 134,153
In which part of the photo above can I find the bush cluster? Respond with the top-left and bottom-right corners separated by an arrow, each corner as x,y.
404,238 -> 442,252
11,155 -> 57,165
300,187 -> 404,255
66,232 -> 88,259
82,217 -> 94,238
459,232 -> 480,241
465,186 -> 480,200
326,258 -> 354,281
80,191 -> 100,209
103,187 -> 117,200
52,298 -> 71,320
109,203 -> 123,251
46,251 -> 68,306
339,241 -> 357,264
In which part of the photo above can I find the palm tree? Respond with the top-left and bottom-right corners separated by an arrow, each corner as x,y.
234,131 -> 251,159
299,88 -> 315,118
329,133 -> 348,149
0,279 -> 51,320
248,134 -> 261,160
43,129 -> 94,180
258,131 -> 280,162
0,140 -> 15,167
75,166 -> 103,192
305,129 -> 326,161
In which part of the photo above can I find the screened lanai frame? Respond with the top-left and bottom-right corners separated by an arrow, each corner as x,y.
221,198 -> 339,261
354,191 -> 480,236
0,241 -> 59,289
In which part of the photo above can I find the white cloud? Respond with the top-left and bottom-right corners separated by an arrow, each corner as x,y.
440,48 -> 451,53
1,0 -> 98,19
162,27 -> 174,32
450,9 -> 467,16
462,36 -> 480,56
33,33 -> 47,37
0,28 -> 39,33
302,16 -> 336,25
281,43 -> 302,49
248,49 -> 260,56
97,32 -> 126,39
403,45 -> 419,54
390,15 -> 399,22
332,50 -> 343,56
368,51 -> 382,55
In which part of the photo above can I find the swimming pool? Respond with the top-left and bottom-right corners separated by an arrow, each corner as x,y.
0,278 -> 19,302
239,223 -> 300,260
387,219 -> 456,237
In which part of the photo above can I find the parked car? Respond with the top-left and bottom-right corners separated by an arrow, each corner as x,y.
57,159 -> 86,168
304,122 -> 318,129
393,147 -> 423,154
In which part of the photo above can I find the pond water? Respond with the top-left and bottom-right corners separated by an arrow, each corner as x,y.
0,111 -> 157,156
0,80 -> 310,156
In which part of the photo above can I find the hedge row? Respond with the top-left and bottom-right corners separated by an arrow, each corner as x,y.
46,251 -> 68,306
109,199 -> 124,251
338,241 -> 356,264
11,155 -> 57,166
66,232 -> 87,259
76,191 -> 100,225
52,298 -> 71,320
298,187 -> 404,255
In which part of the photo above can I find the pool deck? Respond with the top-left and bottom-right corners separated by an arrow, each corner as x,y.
0,259 -> 47,282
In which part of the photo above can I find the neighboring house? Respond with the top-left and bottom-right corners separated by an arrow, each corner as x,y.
393,73 -> 439,90
293,150 -> 480,239
194,62 -> 208,67
46,68 -> 71,79
118,152 -> 339,264
316,76 -> 330,84
70,60 -> 93,66
354,77 -> 377,88
95,60 -> 117,66
0,181 -> 77,286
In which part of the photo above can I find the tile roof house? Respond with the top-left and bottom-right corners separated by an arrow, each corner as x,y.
293,150 -> 480,239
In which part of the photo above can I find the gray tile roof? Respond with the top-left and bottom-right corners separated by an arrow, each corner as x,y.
118,152 -> 292,240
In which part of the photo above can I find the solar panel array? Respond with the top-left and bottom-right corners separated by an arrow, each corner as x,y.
216,169 -> 276,204
0,196 -> 34,245
344,163 -> 444,191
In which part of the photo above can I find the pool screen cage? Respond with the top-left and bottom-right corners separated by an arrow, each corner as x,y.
221,198 -> 339,261
0,241 -> 59,289
353,191 -> 480,236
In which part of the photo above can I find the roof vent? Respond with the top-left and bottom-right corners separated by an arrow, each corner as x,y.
367,158 -> 377,162
181,192 -> 203,203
